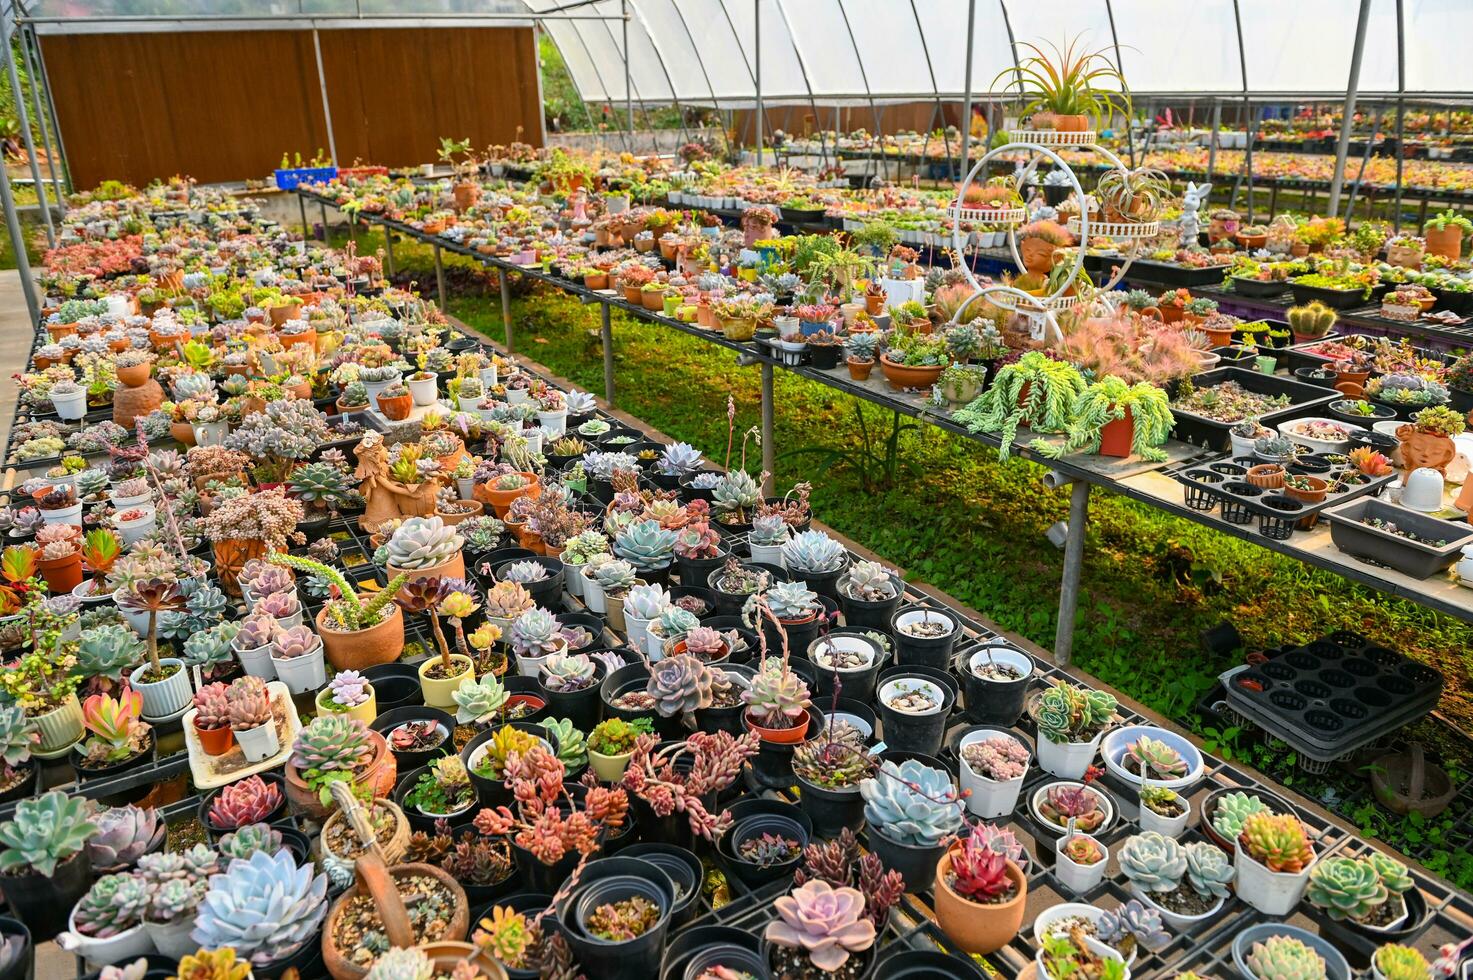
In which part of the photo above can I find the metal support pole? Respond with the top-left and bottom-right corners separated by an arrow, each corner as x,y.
297,193 -> 309,238
0,170 -> 39,326
20,24 -> 61,211
1392,0 -> 1406,232
600,302 -> 614,406
760,362 -> 774,497
1207,100 -> 1222,183
383,228 -> 395,277
622,0 -> 633,144
311,29 -> 339,165
3,19 -> 53,246
1328,0 -> 1374,216
1053,480 -> 1090,666
959,0 -> 977,181
319,201 -> 329,240
500,267 -> 514,352
434,244 -> 447,312
754,0 -> 762,166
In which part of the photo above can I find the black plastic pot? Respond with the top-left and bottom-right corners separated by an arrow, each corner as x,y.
661,925 -> 760,980
462,721 -> 559,809
469,892 -> 552,980
502,676 -> 551,725
600,661 -> 656,724
695,616 -> 759,664
758,608 -> 825,659
80,955 -> 175,980
565,874 -> 673,980
706,562 -> 770,616
199,772 -> 289,840
873,948 -> 989,979
959,640 -> 1036,726
810,344 -> 842,369
361,663 -> 425,711
668,584 -> 721,620
722,796 -> 814,847
808,630 -> 888,704
875,666 -> 957,757
836,570 -> 905,629
0,851 -> 90,941
71,726 -> 156,784
512,839 -> 580,894
493,556 -> 565,608
393,764 -> 478,835
788,554 -> 849,603
746,711 -> 821,790
674,549 -> 730,590
559,612 -> 607,651
795,766 -> 866,839
680,944 -> 768,980
272,820 -> 314,866
371,705 -> 456,772
0,916 -> 30,980
254,929 -> 326,980
0,762 -> 40,805
889,607 -> 960,669
1309,888 -> 1432,969
538,659 -> 607,732
620,843 -> 702,927
866,820 -> 946,893
721,813 -> 808,888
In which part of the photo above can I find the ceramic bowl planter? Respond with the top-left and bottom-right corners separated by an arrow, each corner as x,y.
418,655 -> 475,710
1030,781 -> 1116,838
931,850 -> 1027,955
128,659 -> 193,721
1230,924 -> 1350,980
58,905 -> 153,969
1128,880 -> 1223,932
956,726 -> 1032,818
315,684 -> 378,726
876,673 -> 954,756
889,608 -> 959,669
1034,935 -> 1130,980
1102,725 -> 1205,791
1054,832 -> 1108,894
32,693 -> 84,753
962,643 -> 1035,726
1234,840 -> 1316,915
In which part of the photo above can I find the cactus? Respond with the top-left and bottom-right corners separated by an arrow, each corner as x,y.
623,583 -> 671,621
208,775 -> 283,829
1244,936 -> 1326,980
190,850 -> 329,966
541,653 -> 596,692
217,823 -> 285,863
859,759 -> 964,846
647,654 -> 718,717
1287,301 -> 1337,339
842,561 -> 897,601
1307,856 -> 1389,921
0,790 -> 98,875
1210,791 -> 1270,840
1033,683 -> 1116,744
226,676 -> 273,731
763,580 -> 821,621
510,607 -> 564,658
71,872 -> 151,937
781,530 -> 847,574
1184,840 -> 1235,899
1123,735 -> 1188,779
763,879 -> 877,971
1240,812 -> 1315,873
742,658 -> 811,728
1118,832 -> 1186,892
385,516 -> 463,569
86,805 -> 165,872
453,675 -> 509,726
613,519 -> 680,572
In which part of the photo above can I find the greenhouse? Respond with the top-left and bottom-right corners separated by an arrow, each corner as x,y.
0,1 -> 1471,979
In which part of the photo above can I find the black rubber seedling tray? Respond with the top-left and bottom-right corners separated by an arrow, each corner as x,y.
1225,632 -> 1444,762
1173,453 -> 1393,540
1170,367 -> 1339,452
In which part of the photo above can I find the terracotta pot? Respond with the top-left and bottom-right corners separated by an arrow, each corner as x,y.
479,473 -> 540,517
865,294 -> 885,315
194,722 -> 233,756
1204,326 -> 1235,347
1098,411 -> 1134,458
322,861 -> 468,980
744,708 -> 810,744
847,358 -> 874,381
287,380 -> 312,400
268,301 -> 303,327
117,363 -> 151,387
436,501 -> 484,527
1237,233 -> 1268,249
213,538 -> 267,597
1425,226 -> 1463,261
1053,114 -> 1089,132
879,354 -> 944,392
1246,464 -> 1286,490
1291,242 -> 1310,257
622,285 -> 642,304
169,421 -> 196,447
1286,476 -> 1328,505
386,552 -> 466,596
285,729 -> 396,820
1387,243 -> 1424,268
413,943 -> 504,980
452,182 -> 481,212
337,399 -> 369,416
1397,425 -> 1457,477
932,851 -> 1027,954
1019,237 -> 1058,276
640,289 -> 666,312
36,551 -> 83,594
584,273 -> 609,290
377,393 -> 412,421
317,604 -> 406,671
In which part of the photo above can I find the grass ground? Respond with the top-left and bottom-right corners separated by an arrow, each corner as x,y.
343,224 -> 1473,881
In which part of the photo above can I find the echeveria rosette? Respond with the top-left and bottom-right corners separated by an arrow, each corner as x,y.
763,879 -> 876,971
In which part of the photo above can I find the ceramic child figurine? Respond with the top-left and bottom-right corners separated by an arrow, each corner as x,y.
1176,182 -> 1213,245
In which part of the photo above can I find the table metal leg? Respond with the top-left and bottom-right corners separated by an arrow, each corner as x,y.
601,302 -> 614,406
318,201 -> 329,241
500,270 -> 514,353
761,362 -> 775,497
1053,480 -> 1091,665
434,245 -> 447,311
383,230 -> 395,278
297,194 -> 309,239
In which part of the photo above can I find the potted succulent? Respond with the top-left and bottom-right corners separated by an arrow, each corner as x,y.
271,555 -> 408,670
1031,780 -> 1114,838
1031,682 -> 1117,779
1054,830 -> 1108,895
888,607 -> 958,669
835,559 -> 902,630
1373,944 -> 1430,980
957,727 -> 1031,818
586,716 -> 654,782
315,670 -> 377,725
1138,785 -> 1190,838
73,687 -> 153,780
791,721 -> 874,838
267,624 -> 326,696
963,642 -> 1035,726
0,791 -> 97,941
226,676 -> 279,762
1118,831 -> 1235,930
860,758 -> 964,892
401,754 -> 477,822
1306,851 -> 1416,937
1234,811 -> 1317,915
189,850 -> 328,974
762,878 -> 879,979
190,682 -> 233,756
741,655 -> 812,746
120,579 -> 192,721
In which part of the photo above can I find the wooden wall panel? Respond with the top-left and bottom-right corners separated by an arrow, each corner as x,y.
41,27 -> 541,189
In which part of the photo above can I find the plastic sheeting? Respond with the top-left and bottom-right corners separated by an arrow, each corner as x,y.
530,0 -> 1473,106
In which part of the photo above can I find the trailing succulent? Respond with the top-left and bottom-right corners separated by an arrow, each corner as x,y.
954,351 -> 1087,459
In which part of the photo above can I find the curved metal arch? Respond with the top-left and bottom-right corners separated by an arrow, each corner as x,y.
660,0 -> 722,112
908,0 -> 953,176
534,21 -> 604,134
621,0 -> 695,146
767,0 -> 830,169
829,0 -> 888,183
555,14 -> 632,150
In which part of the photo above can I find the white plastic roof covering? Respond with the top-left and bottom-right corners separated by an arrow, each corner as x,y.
529,0 -> 1467,106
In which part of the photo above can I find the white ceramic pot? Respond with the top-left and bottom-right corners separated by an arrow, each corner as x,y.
1102,724 -> 1204,791
1458,544 -> 1473,588
111,587 -> 151,634
623,610 -> 655,654
59,914 -> 153,968
1054,834 -> 1108,894
456,477 -> 476,500
645,627 -> 667,661
272,608 -> 305,632
1137,790 -> 1191,838
235,643 -> 277,680
775,316 -> 801,340
878,677 -> 946,716
408,375 -> 439,407
234,720 -> 280,762
1233,846 -> 1314,915
506,388 -> 530,407
33,694 -> 84,752
581,569 -> 607,613
192,420 -> 229,446
479,365 -> 499,390
52,388 -> 87,420
40,501 -> 83,529
109,490 -> 153,511
129,659 -> 193,720
958,727 -> 1030,818
1130,881 -> 1224,932
747,538 -> 786,568
144,915 -> 198,960
1037,729 -> 1106,779
1029,781 -> 1116,837
538,408 -> 568,437
565,561 -> 587,598
271,644 -> 327,695
1036,936 -> 1128,980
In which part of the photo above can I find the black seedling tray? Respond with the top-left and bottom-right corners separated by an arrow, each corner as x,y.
1170,368 -> 1341,451
1122,258 -> 1227,288
1322,497 -> 1473,579
1225,631 -> 1444,762
1288,281 -> 1374,310
1173,453 -> 1393,539
1230,276 -> 1291,299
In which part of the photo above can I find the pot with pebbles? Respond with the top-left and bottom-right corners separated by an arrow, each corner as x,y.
889,607 -> 959,670
875,672 -> 954,757
962,642 -> 1035,726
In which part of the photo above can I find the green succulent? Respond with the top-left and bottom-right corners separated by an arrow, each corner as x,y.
453,675 -> 509,725
71,872 -> 150,937
217,823 -> 286,862
612,519 -> 679,572
780,530 -> 847,574
1117,831 -> 1186,892
75,624 -> 145,682
1307,856 -> 1389,921
1033,683 -> 1116,744
538,717 -> 586,768
1184,840 -> 1234,899
1367,851 -> 1414,895
1374,945 -> 1430,980
762,580 -> 821,621
0,705 -> 36,768
0,790 -> 98,876
1210,791 -> 1270,840
1244,936 -> 1326,980
712,470 -> 760,516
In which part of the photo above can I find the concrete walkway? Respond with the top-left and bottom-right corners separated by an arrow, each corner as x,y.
0,271 -> 34,458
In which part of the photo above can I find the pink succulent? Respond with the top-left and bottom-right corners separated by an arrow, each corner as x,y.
764,879 -> 876,971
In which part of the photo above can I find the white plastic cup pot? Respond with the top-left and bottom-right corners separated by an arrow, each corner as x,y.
1233,846 -> 1314,916
1054,833 -> 1108,895
1036,729 -> 1106,780
235,720 -> 280,762
271,643 -> 327,695
235,643 -> 277,680
958,727 -> 1030,819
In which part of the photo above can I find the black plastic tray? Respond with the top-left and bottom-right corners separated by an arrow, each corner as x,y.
1174,453 -> 1393,539
1121,259 -> 1228,288
1230,276 -> 1291,299
1288,281 -> 1373,310
1322,497 -> 1473,579
1225,631 -> 1444,761
1169,367 -> 1341,451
